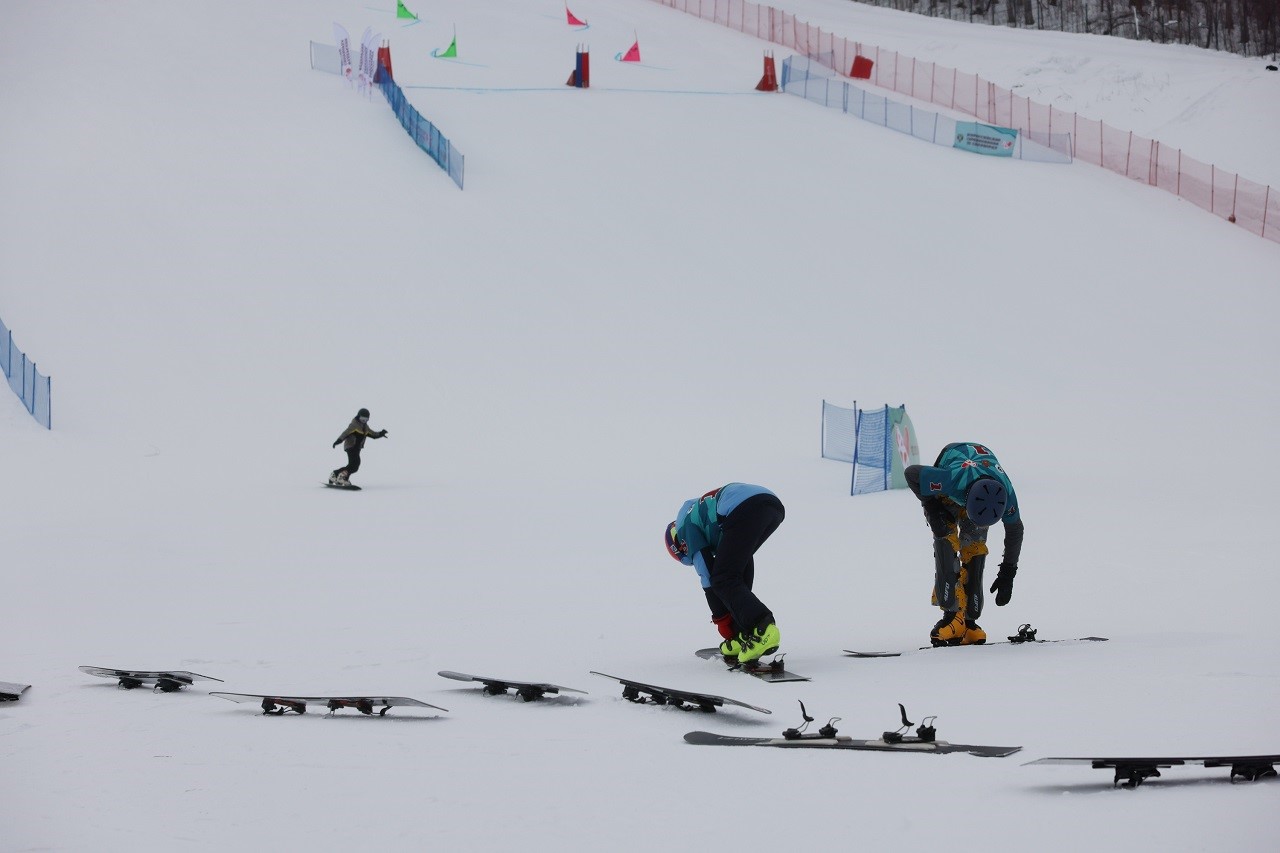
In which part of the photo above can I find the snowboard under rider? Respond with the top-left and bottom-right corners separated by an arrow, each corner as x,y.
904,442 -> 1023,647
665,483 -> 784,664
330,408 -> 388,485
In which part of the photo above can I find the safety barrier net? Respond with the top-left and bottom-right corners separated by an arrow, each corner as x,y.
647,0 -> 1278,243
0,316 -> 51,429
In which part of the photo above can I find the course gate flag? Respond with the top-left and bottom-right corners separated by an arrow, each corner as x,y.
616,36 -> 640,63
396,0 -> 418,22
432,27 -> 458,59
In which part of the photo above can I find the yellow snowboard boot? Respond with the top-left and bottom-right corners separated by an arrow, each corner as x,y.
718,636 -> 744,658
961,621 -> 987,645
737,622 -> 781,663
930,611 -> 967,646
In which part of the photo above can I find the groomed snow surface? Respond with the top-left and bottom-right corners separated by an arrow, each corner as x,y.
1,1 -> 1277,850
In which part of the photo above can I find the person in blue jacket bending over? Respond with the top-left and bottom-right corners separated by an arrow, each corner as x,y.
665,483 -> 784,664
904,443 -> 1024,647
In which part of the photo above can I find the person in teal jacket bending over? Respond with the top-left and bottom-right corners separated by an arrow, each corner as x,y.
665,483 -> 784,663
904,443 -> 1024,647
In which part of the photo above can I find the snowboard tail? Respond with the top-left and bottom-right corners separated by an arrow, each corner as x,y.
0,681 -> 31,701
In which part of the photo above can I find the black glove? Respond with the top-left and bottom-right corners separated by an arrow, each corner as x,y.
332,440 -> 340,448
989,563 -> 1017,606
379,429 -> 388,438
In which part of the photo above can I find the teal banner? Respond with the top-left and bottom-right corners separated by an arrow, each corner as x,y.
954,122 -> 1017,157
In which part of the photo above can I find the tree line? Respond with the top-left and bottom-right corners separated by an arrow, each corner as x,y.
846,0 -> 1279,58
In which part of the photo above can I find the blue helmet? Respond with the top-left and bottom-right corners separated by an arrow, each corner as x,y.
966,477 -> 1008,527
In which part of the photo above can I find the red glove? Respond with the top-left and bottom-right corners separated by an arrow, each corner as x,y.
712,613 -> 736,640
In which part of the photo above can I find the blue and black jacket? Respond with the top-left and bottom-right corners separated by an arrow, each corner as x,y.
672,483 -> 777,589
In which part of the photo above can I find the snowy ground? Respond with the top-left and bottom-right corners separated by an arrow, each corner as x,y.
1,1 -> 1277,850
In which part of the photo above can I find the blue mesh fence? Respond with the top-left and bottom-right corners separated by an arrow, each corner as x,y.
781,56 -> 1072,164
821,400 -> 857,463
377,71 -> 465,189
851,405 -> 891,495
0,316 -> 52,429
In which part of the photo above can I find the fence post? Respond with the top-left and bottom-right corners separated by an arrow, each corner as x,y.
1261,185 -> 1269,238
1125,130 -> 1132,177
882,407 -> 891,491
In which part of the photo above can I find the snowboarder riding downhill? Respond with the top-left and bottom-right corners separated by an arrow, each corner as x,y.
904,443 -> 1023,647
665,484 -> 784,664
330,408 -> 388,486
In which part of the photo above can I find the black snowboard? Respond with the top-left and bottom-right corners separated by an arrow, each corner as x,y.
324,481 -> 362,491
693,648 -> 810,683
589,671 -> 770,715
211,692 -> 448,716
1026,754 -> 1280,787
79,666 -> 224,692
438,670 -> 587,701
845,624 -> 1108,657
684,729 -> 1021,758
0,681 -> 31,701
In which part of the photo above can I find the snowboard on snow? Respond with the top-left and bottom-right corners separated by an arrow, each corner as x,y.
1025,754 -> 1280,787
694,648 -> 810,683
844,623 -> 1109,657
79,666 -> 224,692
589,671 -> 770,715
324,480 -> 362,491
0,681 -> 31,701
684,730 -> 1021,758
438,670 -> 587,702
685,702 -> 1020,758
211,692 -> 448,716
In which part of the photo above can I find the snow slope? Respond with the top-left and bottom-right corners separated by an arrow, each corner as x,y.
1,1 -> 1276,850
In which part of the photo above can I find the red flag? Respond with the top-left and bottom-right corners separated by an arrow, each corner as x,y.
566,5 -> 587,26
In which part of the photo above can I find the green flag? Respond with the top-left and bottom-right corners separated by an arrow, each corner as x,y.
396,0 -> 417,20
434,36 -> 457,58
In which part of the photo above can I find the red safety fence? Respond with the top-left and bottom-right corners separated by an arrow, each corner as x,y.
648,0 -> 1278,243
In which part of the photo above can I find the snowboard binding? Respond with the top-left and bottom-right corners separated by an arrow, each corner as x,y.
735,653 -> 787,675
1007,623 -> 1039,643
781,701 -> 842,740
260,697 -> 307,715
882,703 -> 937,744
117,675 -> 189,693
